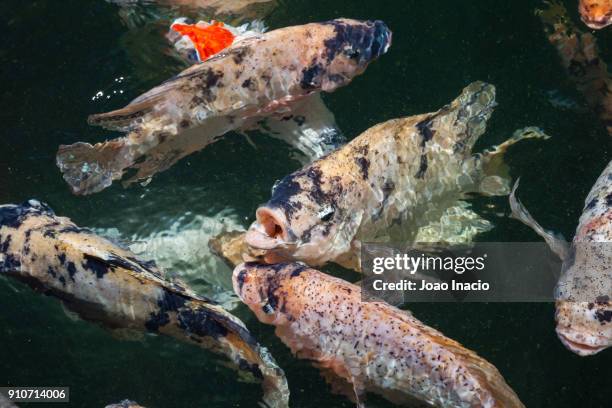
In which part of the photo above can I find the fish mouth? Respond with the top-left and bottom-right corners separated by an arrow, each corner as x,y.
556,328 -> 609,356
580,11 -> 612,29
245,208 -> 297,262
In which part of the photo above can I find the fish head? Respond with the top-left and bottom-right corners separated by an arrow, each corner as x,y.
579,0 -> 612,29
245,168 -> 355,265
555,300 -> 612,356
314,19 -> 392,91
232,262 -> 303,325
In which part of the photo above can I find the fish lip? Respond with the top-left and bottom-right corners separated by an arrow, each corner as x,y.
556,329 -> 609,356
581,13 -> 612,29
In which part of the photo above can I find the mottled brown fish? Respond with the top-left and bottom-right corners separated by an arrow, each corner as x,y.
579,0 -> 612,29
245,81 -> 547,270
510,161 -> 612,356
57,19 -> 391,195
539,0 -> 612,136
0,200 -> 289,407
233,262 -> 525,408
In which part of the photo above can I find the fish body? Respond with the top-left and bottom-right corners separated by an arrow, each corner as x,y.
539,1 -> 612,136
0,200 -> 289,407
579,0 -> 612,29
57,19 -> 391,195
233,262 -> 524,408
246,82 -> 544,270
510,161 -> 612,356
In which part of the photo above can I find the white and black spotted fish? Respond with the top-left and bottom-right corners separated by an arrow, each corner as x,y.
57,19 -> 392,195
245,82 -> 548,270
0,200 -> 289,407
233,262 -> 525,408
510,161 -> 612,356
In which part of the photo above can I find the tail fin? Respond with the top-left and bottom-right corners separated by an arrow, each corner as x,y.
56,140 -> 132,195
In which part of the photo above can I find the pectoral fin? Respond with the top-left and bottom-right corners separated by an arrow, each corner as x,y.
509,179 -> 569,260
251,94 -> 345,163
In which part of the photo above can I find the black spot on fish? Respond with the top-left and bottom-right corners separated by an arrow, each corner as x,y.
238,359 -> 264,380
416,155 -> 428,179
0,253 -> 21,273
415,115 -> 436,178
82,254 -> 111,279
67,262 -> 77,281
268,176 -> 303,219
237,269 -> 248,292
596,295 -> 610,304
47,266 -> 57,278
59,276 -> 66,286
355,157 -> 370,180
231,47 -> 251,64
290,264 -> 308,277
242,78 -> 256,91
301,63 -> 324,90
595,309 -> 612,324
606,193 -> 612,206
58,253 -> 66,265
293,115 -> 306,126
586,198 -> 598,210
177,307 -> 228,339
145,291 -> 187,332
0,235 -> 11,252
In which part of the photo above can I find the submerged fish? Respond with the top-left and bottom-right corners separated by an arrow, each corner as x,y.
579,0 -> 612,29
168,17 -> 267,64
245,82 -> 547,270
0,200 -> 289,407
539,0 -> 612,136
109,0 -> 278,29
233,262 -> 524,408
510,161 -> 612,356
57,19 -> 392,195
105,401 -> 144,408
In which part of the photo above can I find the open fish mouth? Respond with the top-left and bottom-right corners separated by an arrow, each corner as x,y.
245,207 -> 297,262
556,328 -> 610,356
581,15 -> 612,29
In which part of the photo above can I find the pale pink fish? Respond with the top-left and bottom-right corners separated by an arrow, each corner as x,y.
233,262 -> 525,408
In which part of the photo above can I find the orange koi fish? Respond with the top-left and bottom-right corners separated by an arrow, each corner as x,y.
171,20 -> 236,61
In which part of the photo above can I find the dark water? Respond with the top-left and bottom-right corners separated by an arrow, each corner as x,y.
1,0 -> 611,407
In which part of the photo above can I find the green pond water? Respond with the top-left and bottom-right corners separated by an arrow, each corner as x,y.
1,0 -> 611,406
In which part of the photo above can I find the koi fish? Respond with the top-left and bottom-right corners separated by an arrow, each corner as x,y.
510,161 -> 612,356
233,262 -> 525,408
0,200 -> 289,407
538,0 -> 612,136
57,19 -> 391,195
579,0 -> 612,29
168,18 -> 267,64
245,81 -> 548,270
105,401 -> 144,408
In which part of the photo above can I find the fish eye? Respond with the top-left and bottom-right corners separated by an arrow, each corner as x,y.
318,207 -> 335,222
343,47 -> 360,60
262,303 -> 274,315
